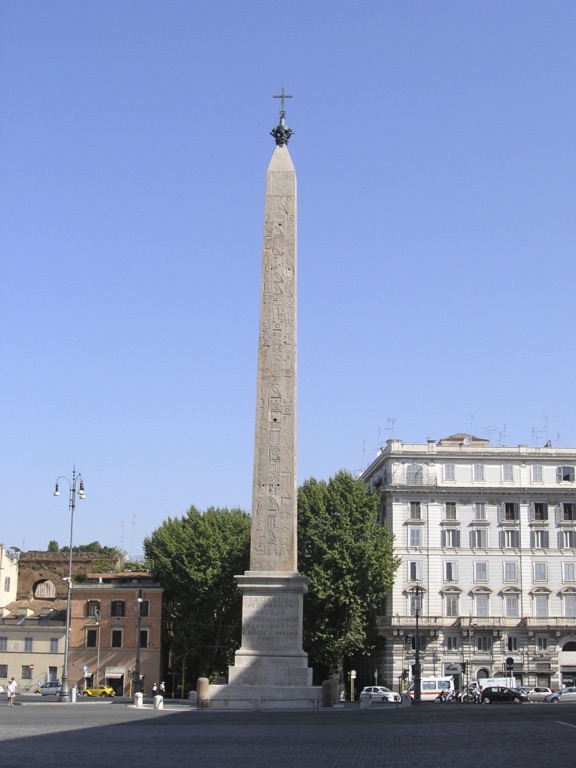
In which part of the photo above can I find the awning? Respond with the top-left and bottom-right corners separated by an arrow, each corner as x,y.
105,672 -> 124,679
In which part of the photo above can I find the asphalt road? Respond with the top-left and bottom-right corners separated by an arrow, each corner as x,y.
1,698 -> 576,768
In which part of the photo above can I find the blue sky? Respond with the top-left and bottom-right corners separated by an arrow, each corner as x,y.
1,1 -> 574,556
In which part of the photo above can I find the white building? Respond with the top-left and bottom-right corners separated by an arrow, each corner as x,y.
361,434 -> 576,691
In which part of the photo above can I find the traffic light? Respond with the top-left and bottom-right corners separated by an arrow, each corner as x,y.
461,662 -> 467,673
404,635 -> 412,648
402,670 -> 408,681
127,668 -> 133,679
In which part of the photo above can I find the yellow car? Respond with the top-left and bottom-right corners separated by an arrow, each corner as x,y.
82,684 -> 115,697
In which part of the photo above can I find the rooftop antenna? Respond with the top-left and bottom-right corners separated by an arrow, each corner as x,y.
498,424 -> 507,446
129,513 -> 136,560
532,417 -> 548,446
119,520 -> 125,553
482,425 -> 497,443
464,413 -> 474,431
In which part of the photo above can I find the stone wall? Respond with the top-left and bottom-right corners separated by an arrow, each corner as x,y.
17,551 -> 123,599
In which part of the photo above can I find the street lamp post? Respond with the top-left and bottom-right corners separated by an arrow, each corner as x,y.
53,467 -> 85,703
134,589 -> 143,694
413,585 -> 422,704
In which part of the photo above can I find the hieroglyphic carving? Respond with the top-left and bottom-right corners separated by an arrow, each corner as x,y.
251,149 -> 297,572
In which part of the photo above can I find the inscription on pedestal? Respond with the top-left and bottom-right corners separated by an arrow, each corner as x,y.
241,594 -> 300,650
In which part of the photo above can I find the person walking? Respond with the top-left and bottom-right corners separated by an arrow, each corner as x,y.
7,678 -> 17,707
152,683 -> 157,696
159,682 -> 165,696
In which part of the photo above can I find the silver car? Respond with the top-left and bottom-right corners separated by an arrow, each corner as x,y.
545,687 -> 576,703
359,685 -> 401,703
526,686 -> 553,702
39,682 -> 62,696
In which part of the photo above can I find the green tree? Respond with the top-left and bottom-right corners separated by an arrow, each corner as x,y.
144,506 -> 250,690
47,540 -> 59,552
297,470 -> 399,681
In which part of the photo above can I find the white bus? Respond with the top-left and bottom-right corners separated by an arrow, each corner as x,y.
407,677 -> 455,702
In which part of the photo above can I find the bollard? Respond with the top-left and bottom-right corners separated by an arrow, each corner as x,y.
71,686 -> 77,703
134,692 -> 144,708
153,694 -> 164,710
322,680 -> 334,707
360,695 -> 371,710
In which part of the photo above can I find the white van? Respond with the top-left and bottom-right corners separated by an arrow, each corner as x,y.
408,676 -> 455,702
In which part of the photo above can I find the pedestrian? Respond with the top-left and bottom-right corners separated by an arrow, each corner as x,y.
152,683 -> 157,696
159,682 -> 165,696
7,678 -> 17,707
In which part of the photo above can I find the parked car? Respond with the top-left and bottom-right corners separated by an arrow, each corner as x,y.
39,682 -> 62,696
544,687 -> 576,703
359,686 -> 401,703
82,684 -> 115,697
526,686 -> 553,702
481,686 -> 527,704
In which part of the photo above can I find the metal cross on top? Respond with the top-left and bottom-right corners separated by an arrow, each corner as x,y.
273,87 -> 293,115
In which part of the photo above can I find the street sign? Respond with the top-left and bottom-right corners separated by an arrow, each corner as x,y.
445,663 -> 462,674
83,665 -> 88,674
350,670 -> 357,679
29,664 -> 34,670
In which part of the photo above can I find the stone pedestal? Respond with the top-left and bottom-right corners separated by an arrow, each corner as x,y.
229,572 -> 312,686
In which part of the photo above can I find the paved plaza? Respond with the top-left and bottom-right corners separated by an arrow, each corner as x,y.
1,699 -> 576,768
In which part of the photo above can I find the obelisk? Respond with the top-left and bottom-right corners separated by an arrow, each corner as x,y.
222,92 -> 316,703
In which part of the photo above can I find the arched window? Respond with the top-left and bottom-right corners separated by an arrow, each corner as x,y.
562,641 -> 576,652
34,580 -> 56,599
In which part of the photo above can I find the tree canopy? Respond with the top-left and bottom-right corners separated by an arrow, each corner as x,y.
297,470 -> 399,680
143,506 -> 251,688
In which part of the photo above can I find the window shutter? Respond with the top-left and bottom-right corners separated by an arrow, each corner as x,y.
441,530 -> 446,547
557,467 -> 563,482
543,531 -> 549,548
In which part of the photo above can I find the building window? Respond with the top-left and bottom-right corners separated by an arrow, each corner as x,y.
473,464 -> 485,482
534,562 -> 548,582
563,562 -> 576,582
474,502 -> 487,520
558,466 -> 576,483
503,502 -> 519,521
560,530 -> 576,548
111,629 -> 123,648
444,561 -> 458,581
139,629 -> 149,649
564,595 -> 576,618
445,502 -> 457,520
111,601 -> 125,617
406,464 -> 424,485
536,636 -> 548,651
49,638 -> 59,653
534,595 -> 549,618
408,527 -> 422,547
532,503 -> 548,521
504,562 -> 518,581
476,636 -> 492,652
408,561 -> 422,581
0,637 -> 6,652
21,666 -> 32,680
4,577 -> 10,592
532,465 -> 543,482
445,594 -> 459,617
470,529 -> 487,548
531,530 -> 549,549
474,562 -> 488,582
0,664 -> 7,678
409,501 -> 421,520
475,594 -> 489,617
445,634 -> 459,650
86,629 -> 97,648
444,463 -> 455,481
441,529 -> 460,548
500,529 -> 520,549
505,594 -> 519,618
563,503 -> 575,521
138,600 -> 150,618
503,464 -> 514,482
87,600 -> 100,617
507,636 -> 519,652
24,637 -> 33,652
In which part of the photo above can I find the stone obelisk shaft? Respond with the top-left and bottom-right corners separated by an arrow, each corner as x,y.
250,143 -> 297,572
